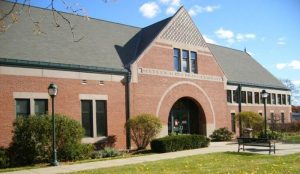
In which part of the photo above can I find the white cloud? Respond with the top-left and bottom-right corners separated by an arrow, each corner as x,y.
170,0 -> 181,7
276,60 -> 300,70
215,28 -> 234,39
203,35 -> 217,44
159,0 -> 170,4
139,2 -> 160,19
166,6 -> 176,15
292,80 -> 300,85
188,5 -> 220,16
277,37 -> 286,45
236,33 -> 256,42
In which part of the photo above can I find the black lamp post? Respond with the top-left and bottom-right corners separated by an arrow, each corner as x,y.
261,90 -> 268,138
48,83 -> 59,166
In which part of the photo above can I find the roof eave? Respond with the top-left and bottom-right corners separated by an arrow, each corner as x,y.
227,81 -> 290,91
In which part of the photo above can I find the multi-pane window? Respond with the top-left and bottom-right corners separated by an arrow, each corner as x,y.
227,90 -> 232,103
231,113 -> 236,133
241,91 -> 246,103
282,95 -> 286,105
287,95 -> 291,105
16,99 -> 30,117
272,93 -> 276,105
81,100 -> 93,137
247,91 -> 253,103
281,113 -> 285,123
254,92 -> 259,104
182,50 -> 189,72
34,99 -> 48,115
191,51 -> 197,73
277,94 -> 282,105
173,48 -> 181,72
233,90 -> 238,103
267,94 -> 271,104
96,101 -> 107,137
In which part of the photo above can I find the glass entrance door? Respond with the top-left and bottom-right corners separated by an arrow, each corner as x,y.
170,110 -> 190,134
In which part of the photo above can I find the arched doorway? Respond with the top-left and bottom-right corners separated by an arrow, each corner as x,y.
168,97 -> 206,135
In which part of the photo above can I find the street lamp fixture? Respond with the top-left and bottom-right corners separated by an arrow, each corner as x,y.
261,90 -> 268,138
48,83 -> 59,166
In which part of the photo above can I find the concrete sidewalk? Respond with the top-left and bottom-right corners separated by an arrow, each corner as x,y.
3,142 -> 300,174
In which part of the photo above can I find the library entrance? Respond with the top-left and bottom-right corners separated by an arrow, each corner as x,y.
168,97 -> 206,135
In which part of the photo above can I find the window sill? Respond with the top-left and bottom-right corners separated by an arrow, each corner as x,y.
81,136 -> 106,144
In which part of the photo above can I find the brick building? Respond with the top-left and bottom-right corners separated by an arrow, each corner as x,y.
0,2 -> 291,149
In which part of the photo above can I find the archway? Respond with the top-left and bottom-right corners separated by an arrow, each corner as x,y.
168,97 -> 206,135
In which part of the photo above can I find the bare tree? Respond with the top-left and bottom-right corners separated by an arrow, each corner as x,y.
281,79 -> 300,105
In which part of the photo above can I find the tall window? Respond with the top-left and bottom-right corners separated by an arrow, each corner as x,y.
16,99 -> 30,117
282,95 -> 286,105
34,99 -> 48,115
267,94 -> 271,104
287,95 -> 291,105
81,100 -> 93,137
227,90 -> 232,103
182,50 -> 189,72
281,112 -> 285,123
277,94 -> 282,105
272,93 -> 276,105
191,51 -> 197,73
231,113 -> 236,133
233,90 -> 238,103
173,48 -> 181,72
247,91 -> 253,103
254,92 -> 259,104
96,100 -> 107,137
241,91 -> 246,103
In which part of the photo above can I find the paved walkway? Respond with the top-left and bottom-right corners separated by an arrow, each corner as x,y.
3,142 -> 300,174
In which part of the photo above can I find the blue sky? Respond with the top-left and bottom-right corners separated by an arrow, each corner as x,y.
28,0 -> 300,103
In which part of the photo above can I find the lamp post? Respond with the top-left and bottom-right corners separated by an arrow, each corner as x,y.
48,83 -> 59,166
261,90 -> 268,138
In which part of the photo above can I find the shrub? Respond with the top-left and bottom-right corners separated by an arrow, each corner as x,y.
9,114 -> 93,166
150,134 -> 210,153
269,122 -> 300,133
0,147 -> 9,169
236,111 -> 263,135
209,128 -> 233,141
125,113 -> 162,150
101,147 -> 120,158
94,135 -> 117,150
258,130 -> 283,140
91,151 -> 103,159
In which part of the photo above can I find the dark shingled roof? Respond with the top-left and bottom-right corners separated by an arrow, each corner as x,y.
208,43 -> 287,90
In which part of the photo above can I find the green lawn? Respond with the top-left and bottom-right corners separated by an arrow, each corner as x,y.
73,152 -> 300,174
283,134 -> 300,142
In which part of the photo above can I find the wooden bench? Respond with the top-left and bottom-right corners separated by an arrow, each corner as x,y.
237,138 -> 276,154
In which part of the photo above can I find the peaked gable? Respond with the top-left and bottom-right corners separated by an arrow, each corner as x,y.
158,7 -> 209,52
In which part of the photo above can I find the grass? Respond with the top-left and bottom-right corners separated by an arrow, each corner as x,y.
282,133 -> 300,143
72,152 -> 300,174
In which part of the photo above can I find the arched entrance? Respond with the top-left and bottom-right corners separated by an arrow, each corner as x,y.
168,97 -> 206,135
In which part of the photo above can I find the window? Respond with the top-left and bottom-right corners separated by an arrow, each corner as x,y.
233,90 -> 238,103
96,101 -> 107,137
272,93 -> 276,105
282,95 -> 286,105
277,94 -> 282,105
182,50 -> 189,72
281,112 -> 285,123
247,91 -> 253,103
81,100 -> 93,137
267,94 -> 271,104
254,92 -> 259,104
288,95 -> 291,105
227,90 -> 232,103
34,99 -> 48,115
16,99 -> 30,117
241,91 -> 246,103
231,113 -> 236,133
191,51 -> 197,73
173,48 -> 181,71
259,112 -> 262,116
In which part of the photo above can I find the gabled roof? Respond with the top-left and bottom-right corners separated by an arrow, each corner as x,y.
208,43 -> 288,90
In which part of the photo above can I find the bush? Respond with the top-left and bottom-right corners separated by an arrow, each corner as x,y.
236,111 -> 263,136
94,135 -> 117,150
125,113 -> 162,150
150,134 -> 210,153
258,130 -> 283,140
101,147 -> 120,158
0,147 -> 9,169
209,128 -> 233,141
9,114 -> 93,166
269,122 -> 300,133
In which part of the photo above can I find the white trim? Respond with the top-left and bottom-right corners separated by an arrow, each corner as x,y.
156,81 -> 216,128
0,66 -> 124,82
79,94 -> 108,100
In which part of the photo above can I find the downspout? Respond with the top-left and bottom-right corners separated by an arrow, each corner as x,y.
125,72 -> 131,150
238,84 -> 242,137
